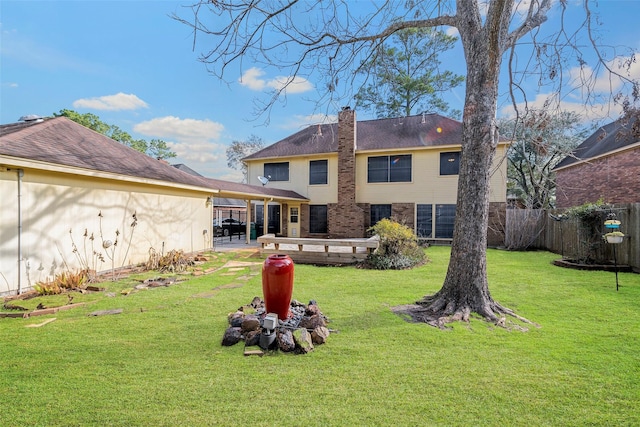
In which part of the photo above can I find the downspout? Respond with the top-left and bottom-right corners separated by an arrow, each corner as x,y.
16,169 -> 24,294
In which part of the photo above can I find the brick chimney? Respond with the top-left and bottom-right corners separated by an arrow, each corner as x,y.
328,108 -> 366,237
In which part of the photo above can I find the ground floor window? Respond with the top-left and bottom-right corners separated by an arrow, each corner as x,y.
415,204 -> 456,239
309,205 -> 327,234
435,204 -> 456,238
254,204 -> 281,235
370,204 -> 392,226
416,204 -> 433,238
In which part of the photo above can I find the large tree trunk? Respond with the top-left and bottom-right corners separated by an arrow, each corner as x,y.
396,1 -> 534,328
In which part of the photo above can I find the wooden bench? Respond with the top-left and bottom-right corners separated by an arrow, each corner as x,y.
257,234 -> 379,265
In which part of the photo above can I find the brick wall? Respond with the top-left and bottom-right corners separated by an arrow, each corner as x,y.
556,147 -> 640,208
392,203 -> 415,229
328,108 -> 366,238
300,203 -> 310,237
281,203 -> 288,237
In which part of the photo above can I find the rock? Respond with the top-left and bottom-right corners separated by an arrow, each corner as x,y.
293,328 -> 314,354
277,329 -> 296,352
311,326 -> 330,345
305,304 -> 320,316
221,327 -> 242,346
245,330 -> 261,347
299,314 -> 326,329
250,296 -> 262,308
228,310 -> 245,327
241,316 -> 261,333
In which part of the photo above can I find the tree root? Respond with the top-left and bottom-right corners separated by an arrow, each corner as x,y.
392,294 -> 540,331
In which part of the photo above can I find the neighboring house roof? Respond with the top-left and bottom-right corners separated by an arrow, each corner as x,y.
244,113 -> 485,161
554,115 -> 640,170
0,117 -> 308,202
172,163 -> 204,177
0,117 -> 212,189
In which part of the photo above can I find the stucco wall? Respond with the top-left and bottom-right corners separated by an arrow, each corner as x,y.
556,146 -> 640,208
1,168 -> 212,295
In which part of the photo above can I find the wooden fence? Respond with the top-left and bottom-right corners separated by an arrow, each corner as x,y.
505,203 -> 639,271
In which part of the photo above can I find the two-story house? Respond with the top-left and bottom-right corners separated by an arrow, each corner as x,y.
244,108 -> 510,245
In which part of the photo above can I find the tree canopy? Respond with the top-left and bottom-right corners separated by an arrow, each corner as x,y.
54,109 -> 176,160
354,27 -> 464,119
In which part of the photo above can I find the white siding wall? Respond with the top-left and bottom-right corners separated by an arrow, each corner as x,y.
355,145 -> 509,204
248,155 -> 338,203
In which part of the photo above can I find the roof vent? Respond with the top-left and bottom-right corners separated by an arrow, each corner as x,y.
19,114 -> 44,123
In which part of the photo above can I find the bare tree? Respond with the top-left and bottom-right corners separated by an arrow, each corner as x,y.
176,1 -> 638,328
226,134 -> 265,183
502,110 -> 591,209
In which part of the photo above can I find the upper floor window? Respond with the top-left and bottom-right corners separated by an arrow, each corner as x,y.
440,152 -> 460,176
309,160 -> 328,185
264,162 -> 289,181
367,154 -> 411,183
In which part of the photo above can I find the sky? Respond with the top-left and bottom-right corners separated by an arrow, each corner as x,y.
1,1 -> 639,182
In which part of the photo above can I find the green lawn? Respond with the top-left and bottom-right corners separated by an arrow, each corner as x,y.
1,247 -> 638,426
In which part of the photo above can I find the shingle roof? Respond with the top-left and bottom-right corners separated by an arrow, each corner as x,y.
243,113 -> 464,160
0,117 -> 308,201
555,115 -> 640,169
0,117 -> 213,188
204,177 -> 309,201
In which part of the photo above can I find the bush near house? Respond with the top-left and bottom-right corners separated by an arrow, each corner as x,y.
365,218 -> 427,269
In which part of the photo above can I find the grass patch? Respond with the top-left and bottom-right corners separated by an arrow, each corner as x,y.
1,247 -> 638,426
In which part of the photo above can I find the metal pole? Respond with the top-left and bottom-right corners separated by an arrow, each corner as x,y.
613,244 -> 619,292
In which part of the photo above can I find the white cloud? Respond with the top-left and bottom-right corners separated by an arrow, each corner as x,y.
500,92 -> 624,122
568,55 -> 640,94
134,116 -> 229,174
167,140 -> 223,163
73,93 -> 148,111
134,116 -> 224,142
445,26 -> 459,37
239,67 -> 313,94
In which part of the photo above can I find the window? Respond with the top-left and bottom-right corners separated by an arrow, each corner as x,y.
309,160 -> 328,185
435,204 -> 456,238
440,152 -> 460,175
290,207 -> 299,224
367,155 -> 411,183
309,205 -> 327,234
264,162 -> 289,181
416,204 -> 433,238
370,204 -> 392,226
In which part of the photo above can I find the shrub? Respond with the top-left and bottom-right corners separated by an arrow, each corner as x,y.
365,218 -> 427,270
34,270 -> 87,295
